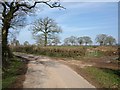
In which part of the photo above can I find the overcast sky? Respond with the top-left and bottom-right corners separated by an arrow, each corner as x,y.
17,2 -> 118,45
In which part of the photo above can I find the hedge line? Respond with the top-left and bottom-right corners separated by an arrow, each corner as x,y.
11,46 -> 118,58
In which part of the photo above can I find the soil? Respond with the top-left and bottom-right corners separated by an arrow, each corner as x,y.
12,53 -> 95,88
12,53 -> 119,88
51,55 -> 119,88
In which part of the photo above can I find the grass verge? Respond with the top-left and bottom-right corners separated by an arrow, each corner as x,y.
83,66 -> 120,88
2,57 -> 27,88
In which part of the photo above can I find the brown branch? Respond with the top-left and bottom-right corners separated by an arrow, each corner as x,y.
10,2 -> 14,8
42,2 -> 65,9
17,2 -> 41,9
18,1 -> 65,10
0,2 -> 6,17
5,2 -> 10,7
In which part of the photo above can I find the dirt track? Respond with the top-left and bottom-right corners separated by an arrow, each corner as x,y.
15,53 -> 95,88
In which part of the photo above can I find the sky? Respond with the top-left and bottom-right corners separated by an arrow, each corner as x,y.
17,1 -> 118,45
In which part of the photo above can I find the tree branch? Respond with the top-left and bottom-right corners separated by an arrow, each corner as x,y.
1,2 -> 6,17
5,2 -> 10,7
18,1 -> 65,10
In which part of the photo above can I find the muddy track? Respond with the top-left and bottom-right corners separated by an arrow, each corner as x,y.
14,53 -> 96,88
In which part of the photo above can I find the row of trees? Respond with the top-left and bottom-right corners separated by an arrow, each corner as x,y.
63,34 -> 116,46
96,34 -> 116,45
29,17 -> 116,46
9,33 -> 116,46
8,16 -> 116,47
34,34 -> 116,46
64,36 -> 92,46
10,38 -> 29,46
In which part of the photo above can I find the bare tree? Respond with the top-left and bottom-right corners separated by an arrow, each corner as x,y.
0,0 -> 64,66
95,34 -> 107,45
77,37 -> 84,45
105,36 -> 116,45
68,36 -> 77,45
24,41 -> 29,46
63,37 -> 70,46
35,34 -> 45,46
31,17 -> 62,46
63,36 -> 77,46
11,38 -> 16,46
83,36 -> 92,45
15,40 -> 20,46
50,35 -> 61,46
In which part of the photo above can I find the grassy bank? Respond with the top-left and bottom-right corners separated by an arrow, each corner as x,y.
83,66 -> 120,88
2,57 -> 27,88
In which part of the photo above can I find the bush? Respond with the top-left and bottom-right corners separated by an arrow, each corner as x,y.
12,46 -> 86,58
11,45 -> 118,58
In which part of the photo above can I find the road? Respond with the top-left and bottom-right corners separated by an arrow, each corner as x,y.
15,53 -> 96,88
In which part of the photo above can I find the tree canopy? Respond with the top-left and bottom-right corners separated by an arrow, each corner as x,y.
31,17 -> 62,46
95,34 -> 116,45
82,36 -> 92,45
77,37 -> 84,45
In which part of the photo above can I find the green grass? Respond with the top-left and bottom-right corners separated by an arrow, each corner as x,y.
2,57 -> 24,88
83,66 -> 120,88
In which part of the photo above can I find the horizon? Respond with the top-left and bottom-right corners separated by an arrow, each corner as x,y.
15,2 -> 118,45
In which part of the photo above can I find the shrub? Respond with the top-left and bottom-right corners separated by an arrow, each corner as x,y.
11,45 -> 118,58
12,46 -> 86,58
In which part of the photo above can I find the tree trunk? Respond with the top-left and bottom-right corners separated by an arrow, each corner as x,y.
2,6 -> 15,68
44,33 -> 47,47
100,41 -> 103,46
80,42 -> 82,45
2,26 -> 9,66
2,20 -> 13,68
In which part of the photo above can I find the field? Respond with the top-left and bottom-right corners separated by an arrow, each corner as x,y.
12,45 -> 118,58
11,45 -> 119,88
